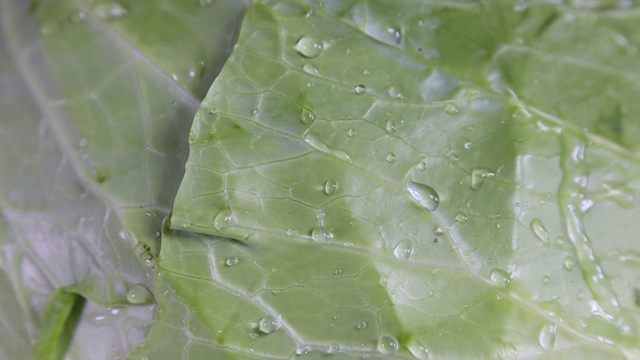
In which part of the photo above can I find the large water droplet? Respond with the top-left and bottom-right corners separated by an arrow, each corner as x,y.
393,239 -> 413,260
295,36 -> 324,58
258,315 -> 281,334
378,335 -> 399,355
311,226 -> 332,242
300,108 -> 315,124
127,284 -> 152,304
353,85 -> 367,95
225,257 -> 238,267
324,180 -> 339,196
213,210 -> 234,230
490,268 -> 511,288
470,168 -> 495,190
530,218 -> 550,245
538,324 -> 557,351
406,182 -> 440,211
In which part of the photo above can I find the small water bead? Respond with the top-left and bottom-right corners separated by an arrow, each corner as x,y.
501,342 -> 519,360
393,239 -> 413,260
94,1 -> 128,20
324,180 -> 339,195
69,12 -> 87,24
538,324 -> 557,351
286,228 -> 297,236
334,268 -> 342,275
300,108 -> 315,125
302,63 -> 320,75
225,257 -> 238,267
356,321 -> 367,330
311,226 -> 332,242
387,86 -> 403,99
406,181 -> 440,211
385,119 -> 397,133
347,128 -> 356,137
258,315 -> 281,334
378,335 -> 399,355
327,344 -> 341,354
127,284 -> 152,304
152,230 -> 161,238
444,103 -> 459,115
563,256 -> 575,271
417,161 -> 427,171
251,108 -> 259,114
385,152 -> 396,163
489,268 -> 511,288
454,212 -> 468,224
295,36 -> 324,58
296,345 -> 311,355
470,168 -> 495,191
543,276 -> 551,285
353,85 -> 367,95
39,20 -> 60,36
530,218 -> 550,245
213,210 -> 234,229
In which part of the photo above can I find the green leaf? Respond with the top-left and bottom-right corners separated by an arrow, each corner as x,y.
32,291 -> 82,360
167,0 -> 640,358
0,0 -> 247,357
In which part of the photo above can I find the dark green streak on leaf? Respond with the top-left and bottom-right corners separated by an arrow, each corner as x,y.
32,291 -> 85,360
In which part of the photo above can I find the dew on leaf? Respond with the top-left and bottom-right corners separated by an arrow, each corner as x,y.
501,342 -> 518,360
152,230 -> 160,238
455,212 -> 468,224
311,226 -> 332,242
387,86 -> 403,99
406,181 -> 440,211
489,268 -> 511,288
295,36 -> 324,58
213,210 -> 234,230
444,103 -> 459,115
126,284 -> 152,304
385,152 -> 396,163
296,345 -> 311,355
393,239 -> 413,260
286,228 -> 297,236
225,257 -> 238,267
302,63 -> 320,75
563,256 -> 575,271
347,128 -> 356,137
69,12 -> 87,24
378,334 -> 398,355
470,168 -> 495,190
39,20 -> 60,36
300,108 -> 315,124
530,218 -> 550,245
258,315 -> 281,334
327,344 -> 341,354
251,108 -> 259,114
385,119 -> 397,133
324,179 -> 339,195
357,320 -> 367,330
334,268 -> 342,275
538,324 -> 557,351
543,276 -> 551,285
417,161 -> 427,171
94,1 -> 127,20
353,85 -> 367,94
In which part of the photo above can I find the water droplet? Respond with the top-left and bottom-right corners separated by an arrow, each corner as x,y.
302,63 -> 320,75
303,129 -> 351,161
455,212 -> 468,224
543,276 -> 551,285
300,108 -> 315,124
311,226 -> 332,242
538,324 -> 557,351
94,1 -> 127,20
334,268 -> 342,275
470,168 -> 495,190
327,344 -> 341,354
357,320 -> 367,330
295,36 -> 324,58
251,108 -> 259,114
152,230 -> 161,238
296,345 -> 311,355
286,228 -> 297,236
501,342 -> 518,360
39,20 -> 60,36
417,161 -> 427,171
78,138 -> 88,148
406,181 -> 440,211
363,69 -> 371,76
225,257 -> 238,267
444,103 -> 459,115
563,256 -> 575,271
324,180 -> 339,195
258,315 -> 281,334
347,128 -> 356,137
213,210 -> 234,230
248,331 -> 259,340
489,268 -> 511,288
127,284 -> 152,304
530,218 -> 550,245
385,152 -> 396,163
393,239 -> 413,260
353,85 -> 367,95
387,86 -> 403,99
378,335 -> 398,355
385,119 -> 396,133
